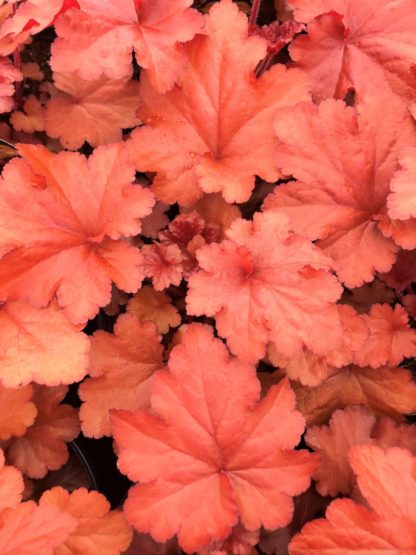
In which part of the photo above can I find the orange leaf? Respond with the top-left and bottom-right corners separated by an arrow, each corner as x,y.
128,0 -> 310,206
289,446 -> 416,554
0,300 -> 90,387
51,0 -> 203,92
0,143 -> 154,323
0,500 -> 77,555
0,448 -> 24,511
44,72 -> 141,150
289,0 -> 416,104
6,385 -> 80,478
111,324 -> 317,553
264,95 -> 416,287
0,384 -> 36,440
305,406 -> 416,497
187,211 -> 343,364
79,313 -> 164,438
39,487 -> 132,555
293,365 -> 416,425
126,286 -> 181,334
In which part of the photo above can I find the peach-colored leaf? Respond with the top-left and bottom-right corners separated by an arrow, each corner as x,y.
0,143 -> 154,323
111,324 -> 317,553
0,300 -> 89,388
6,385 -> 80,478
126,286 -> 181,334
0,57 -> 22,114
293,365 -> 416,425
388,146 -> 416,221
0,384 -> 36,440
353,304 -> 416,368
79,313 -> 164,438
10,95 -> 45,134
127,0 -> 310,206
44,72 -> 140,150
289,0 -> 416,104
0,500 -> 77,555
0,0 -> 79,56
264,95 -> 416,286
187,211 -> 342,364
0,448 -> 24,510
39,487 -> 132,555
289,445 -> 416,554
51,0 -> 203,92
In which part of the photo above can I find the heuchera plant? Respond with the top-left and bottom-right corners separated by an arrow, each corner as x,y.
0,0 -> 415,553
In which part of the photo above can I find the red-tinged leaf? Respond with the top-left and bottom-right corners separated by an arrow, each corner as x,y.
183,194 -> 242,240
0,384 -> 36,440
341,279 -> 396,314
187,211 -> 342,364
0,501 -> 77,555
198,524 -> 259,555
0,0 -> 79,56
44,72 -> 141,150
51,0 -> 203,92
306,406 -> 416,497
289,0 -> 416,103
293,365 -> 416,425
0,300 -> 90,388
388,147 -> 416,221
0,449 -> 24,510
5,385 -> 80,479
264,95 -> 416,287
353,304 -> 416,368
111,324 -> 317,553
39,487 -> 132,555
0,143 -> 154,323
141,243 -> 184,291
380,249 -> 416,292
127,0 -> 310,206
126,286 -> 181,334
79,313 -> 164,438
123,532 -> 180,555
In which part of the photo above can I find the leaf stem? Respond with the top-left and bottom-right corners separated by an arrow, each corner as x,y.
249,0 -> 262,25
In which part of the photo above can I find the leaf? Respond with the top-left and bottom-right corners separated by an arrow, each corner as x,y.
353,304 -> 416,368
289,0 -> 416,104
0,0 -> 79,56
289,446 -> 416,554
51,0 -> 203,92
0,448 -> 24,510
44,72 -> 141,150
141,243 -> 184,291
380,249 -> 416,292
0,143 -> 154,323
264,95 -> 416,286
79,313 -> 164,438
5,385 -> 80,478
0,384 -> 36,440
0,300 -> 90,388
127,0 -> 310,206
0,502 -> 77,555
388,146 -> 416,221
0,57 -> 23,114
39,487 -> 132,555
293,365 -> 416,425
269,304 -> 369,386
10,96 -> 45,134
186,210 -> 343,364
126,286 -> 181,334
305,406 -> 416,497
111,324 -> 317,553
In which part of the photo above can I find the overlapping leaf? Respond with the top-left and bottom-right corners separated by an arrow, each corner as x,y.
0,143 -> 154,323
112,324 -> 317,553
128,0 -> 310,205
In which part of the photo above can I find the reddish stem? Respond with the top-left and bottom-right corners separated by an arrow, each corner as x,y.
12,3 -> 24,109
249,0 -> 262,25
